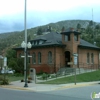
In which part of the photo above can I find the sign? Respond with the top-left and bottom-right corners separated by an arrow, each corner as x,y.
4,57 -> 7,66
74,56 -> 77,65
73,53 -> 78,57
68,62 -> 73,65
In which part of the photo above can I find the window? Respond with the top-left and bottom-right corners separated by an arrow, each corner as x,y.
28,52 -> 30,63
38,52 -> 41,64
34,41 -> 37,45
65,35 -> 70,41
19,53 -> 21,57
19,52 -> 23,58
39,40 -> 43,44
74,35 -> 78,41
48,51 -> 52,64
91,53 -> 94,64
32,52 -> 36,64
87,53 -> 90,64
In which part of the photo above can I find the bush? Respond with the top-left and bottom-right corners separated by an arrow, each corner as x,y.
0,76 -> 3,81
14,73 -> 23,77
37,70 -> 43,75
42,73 -> 47,80
0,79 -> 9,85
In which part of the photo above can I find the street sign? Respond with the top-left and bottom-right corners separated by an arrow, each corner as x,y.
74,56 -> 77,65
68,62 -> 73,65
4,57 -> 7,66
73,53 -> 78,57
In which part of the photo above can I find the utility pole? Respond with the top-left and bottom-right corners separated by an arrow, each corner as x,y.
92,8 -> 95,45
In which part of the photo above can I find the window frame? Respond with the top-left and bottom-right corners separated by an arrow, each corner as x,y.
38,52 -> 41,64
32,52 -> 36,64
48,51 -> 52,64
91,53 -> 94,64
87,53 -> 90,64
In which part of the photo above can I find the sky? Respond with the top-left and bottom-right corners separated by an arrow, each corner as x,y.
0,0 -> 100,33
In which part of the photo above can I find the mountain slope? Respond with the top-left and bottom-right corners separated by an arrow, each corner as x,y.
0,20 -> 100,55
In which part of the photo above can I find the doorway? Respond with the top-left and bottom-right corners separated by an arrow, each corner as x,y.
65,51 -> 70,67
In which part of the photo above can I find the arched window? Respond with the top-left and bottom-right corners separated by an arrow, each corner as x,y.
48,51 -> 52,64
87,53 -> 90,64
91,53 -> 94,64
28,52 -> 30,63
32,52 -> 36,64
38,52 -> 41,64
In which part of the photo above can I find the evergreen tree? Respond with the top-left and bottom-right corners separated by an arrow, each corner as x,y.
37,27 -> 43,35
77,23 -> 81,29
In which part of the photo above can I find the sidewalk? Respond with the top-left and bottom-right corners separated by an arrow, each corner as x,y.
0,80 -> 99,92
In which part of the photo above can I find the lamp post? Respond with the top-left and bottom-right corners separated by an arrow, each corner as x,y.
21,0 -> 32,87
21,41 -> 32,87
0,55 -> 3,74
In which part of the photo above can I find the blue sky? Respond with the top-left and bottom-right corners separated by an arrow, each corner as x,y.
0,0 -> 100,33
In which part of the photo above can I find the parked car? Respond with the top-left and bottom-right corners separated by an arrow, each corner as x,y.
1,70 -> 15,74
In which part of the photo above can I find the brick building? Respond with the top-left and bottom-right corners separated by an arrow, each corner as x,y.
15,29 -> 100,73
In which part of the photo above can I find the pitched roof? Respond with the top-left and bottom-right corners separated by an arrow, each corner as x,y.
31,32 -> 65,47
79,39 -> 100,49
14,31 -> 100,50
31,32 -> 100,50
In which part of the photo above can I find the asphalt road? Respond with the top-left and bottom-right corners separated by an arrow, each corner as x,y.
41,83 -> 100,100
0,84 -> 100,100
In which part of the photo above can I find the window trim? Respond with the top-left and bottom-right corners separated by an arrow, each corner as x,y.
87,53 -> 90,64
91,53 -> 94,64
48,51 -> 52,64
38,52 -> 41,64
32,52 -> 36,64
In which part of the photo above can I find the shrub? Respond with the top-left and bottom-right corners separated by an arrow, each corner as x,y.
14,73 -> 23,77
0,76 -> 3,81
42,73 -> 47,80
0,79 -> 9,85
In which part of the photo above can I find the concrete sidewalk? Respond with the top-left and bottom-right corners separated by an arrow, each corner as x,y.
0,80 -> 99,92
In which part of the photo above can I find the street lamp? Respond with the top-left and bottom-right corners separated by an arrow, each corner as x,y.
21,0 -> 32,87
0,55 -> 3,73
21,41 -> 32,87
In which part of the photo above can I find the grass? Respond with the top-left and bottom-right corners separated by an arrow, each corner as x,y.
39,70 -> 100,84
0,74 -> 24,82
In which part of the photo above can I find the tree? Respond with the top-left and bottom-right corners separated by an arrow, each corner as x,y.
77,23 -> 81,29
27,35 -> 31,42
95,24 -> 100,30
89,20 -> 93,26
61,26 -> 65,32
37,27 -> 43,35
6,49 -> 24,74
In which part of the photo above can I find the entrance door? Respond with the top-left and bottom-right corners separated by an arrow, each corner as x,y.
65,51 -> 70,67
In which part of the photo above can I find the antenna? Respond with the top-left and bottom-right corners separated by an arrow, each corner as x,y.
92,8 -> 96,45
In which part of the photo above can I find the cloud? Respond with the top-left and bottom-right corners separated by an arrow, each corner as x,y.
0,0 -> 100,33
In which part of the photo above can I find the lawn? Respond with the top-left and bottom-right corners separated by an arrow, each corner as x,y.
0,74 -> 24,82
39,70 -> 100,84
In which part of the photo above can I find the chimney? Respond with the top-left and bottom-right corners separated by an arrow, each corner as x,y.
70,28 -> 74,31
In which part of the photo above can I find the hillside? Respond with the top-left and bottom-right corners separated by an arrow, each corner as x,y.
0,20 -> 100,55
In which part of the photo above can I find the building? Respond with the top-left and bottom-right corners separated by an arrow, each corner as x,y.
15,28 -> 100,73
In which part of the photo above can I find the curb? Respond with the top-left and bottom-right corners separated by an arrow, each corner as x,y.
0,85 -> 31,91
0,82 -> 98,92
54,83 -> 96,91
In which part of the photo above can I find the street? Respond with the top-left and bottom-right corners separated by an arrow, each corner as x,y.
42,83 -> 100,100
0,83 -> 100,100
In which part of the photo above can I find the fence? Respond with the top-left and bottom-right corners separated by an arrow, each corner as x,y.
36,63 -> 100,83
